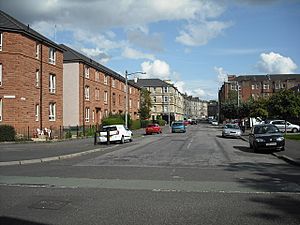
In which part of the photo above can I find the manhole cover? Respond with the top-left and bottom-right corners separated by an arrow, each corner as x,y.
29,200 -> 70,210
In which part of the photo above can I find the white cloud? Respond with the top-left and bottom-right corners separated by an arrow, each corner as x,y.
80,47 -> 111,64
141,59 -> 170,79
176,20 -> 232,46
257,52 -> 298,74
174,81 -> 185,93
214,66 -> 228,83
122,47 -> 155,60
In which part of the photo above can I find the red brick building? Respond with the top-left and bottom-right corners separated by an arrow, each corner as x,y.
219,74 -> 300,104
61,44 -> 140,128
0,10 -> 64,136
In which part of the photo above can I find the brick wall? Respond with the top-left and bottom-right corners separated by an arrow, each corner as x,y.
0,31 -> 63,135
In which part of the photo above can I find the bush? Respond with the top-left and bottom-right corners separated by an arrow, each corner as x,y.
131,120 -> 141,130
65,130 -> 72,139
141,120 -> 151,128
0,124 -> 16,142
157,119 -> 166,126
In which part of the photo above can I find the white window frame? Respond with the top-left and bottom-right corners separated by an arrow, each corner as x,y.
104,75 -> 108,85
153,96 -> 156,102
95,88 -> 100,100
263,84 -> 269,90
49,103 -> 56,121
112,79 -> 115,88
163,86 -> 168,93
153,106 -> 157,112
95,71 -> 99,81
0,32 -> 2,51
35,69 -> 40,87
85,86 -> 90,100
92,110 -> 95,123
0,98 -> 2,121
85,107 -> 90,122
0,64 -> 2,86
104,91 -> 108,103
164,105 -> 168,112
129,99 -> 132,109
251,84 -> 255,90
85,66 -> 90,78
36,43 -> 40,58
48,47 -> 56,64
129,87 -> 132,94
49,74 -> 56,93
164,96 -> 168,102
35,104 -> 39,121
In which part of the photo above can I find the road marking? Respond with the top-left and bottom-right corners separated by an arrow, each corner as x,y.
1,175 -> 300,195
186,137 -> 193,149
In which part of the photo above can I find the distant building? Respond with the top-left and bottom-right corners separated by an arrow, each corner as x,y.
184,95 -> 208,119
61,44 -> 140,127
207,101 -> 218,119
219,74 -> 300,104
134,79 -> 184,123
0,10 -> 64,136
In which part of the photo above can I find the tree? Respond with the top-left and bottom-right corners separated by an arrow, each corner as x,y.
268,90 -> 300,134
139,88 -> 152,120
249,97 -> 269,119
220,102 -> 238,119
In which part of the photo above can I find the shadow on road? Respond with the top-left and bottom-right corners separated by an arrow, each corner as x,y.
0,216 -> 49,225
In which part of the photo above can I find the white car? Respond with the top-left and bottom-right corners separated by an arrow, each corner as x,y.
97,124 -> 133,144
267,120 -> 300,133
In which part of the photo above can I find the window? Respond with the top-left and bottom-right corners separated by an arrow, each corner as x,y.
153,106 -> 157,112
85,86 -> 90,100
137,100 -> 140,109
35,70 -> 40,87
164,96 -> 168,102
36,43 -> 40,58
95,88 -> 100,100
85,107 -> 90,122
95,71 -> 100,81
129,99 -> 132,108
104,75 -> 108,85
124,84 -> 126,92
48,47 -> 56,64
129,87 -> 132,94
153,96 -> 156,102
0,32 -> 2,51
0,98 -> 2,121
112,93 -> 116,105
0,64 -> 2,86
49,103 -> 56,121
92,110 -> 95,123
35,104 -> 39,121
256,83 -> 260,89
49,74 -> 56,93
251,84 -> 255,90
164,105 -> 168,112
104,91 -> 108,103
84,66 -> 89,78
163,87 -> 168,93
263,84 -> 269,90
153,87 -> 156,92
112,79 -> 115,87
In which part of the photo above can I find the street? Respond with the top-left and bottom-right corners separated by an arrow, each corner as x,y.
1,123 -> 300,225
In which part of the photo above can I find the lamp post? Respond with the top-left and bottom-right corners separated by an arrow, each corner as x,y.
125,70 -> 146,128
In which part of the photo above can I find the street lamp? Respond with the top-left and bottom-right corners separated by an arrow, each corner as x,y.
125,70 -> 146,128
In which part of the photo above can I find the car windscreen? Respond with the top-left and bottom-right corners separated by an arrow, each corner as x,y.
102,126 -> 117,131
225,124 -> 239,129
172,123 -> 183,126
254,125 -> 279,134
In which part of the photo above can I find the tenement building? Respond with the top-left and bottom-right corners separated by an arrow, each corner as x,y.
61,44 -> 140,128
0,10 -> 64,136
219,74 -> 300,104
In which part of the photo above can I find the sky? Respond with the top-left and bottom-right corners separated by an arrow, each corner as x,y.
1,0 -> 300,100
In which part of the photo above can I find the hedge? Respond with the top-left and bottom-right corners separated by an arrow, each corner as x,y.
0,124 -> 16,142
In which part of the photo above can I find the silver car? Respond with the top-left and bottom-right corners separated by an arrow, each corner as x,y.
222,124 -> 242,138
267,120 -> 299,133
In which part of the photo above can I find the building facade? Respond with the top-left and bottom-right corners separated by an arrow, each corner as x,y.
61,44 -> 140,128
219,74 -> 300,104
0,10 -> 64,136
184,95 -> 208,119
134,79 -> 185,123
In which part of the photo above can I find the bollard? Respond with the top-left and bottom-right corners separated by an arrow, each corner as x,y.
94,132 -> 97,145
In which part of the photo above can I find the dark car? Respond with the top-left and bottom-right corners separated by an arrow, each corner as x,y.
171,121 -> 186,133
145,124 -> 162,135
249,124 -> 285,152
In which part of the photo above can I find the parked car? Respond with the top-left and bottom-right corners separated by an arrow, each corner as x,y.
97,124 -> 132,144
249,124 -> 285,152
171,121 -> 186,133
211,120 -> 218,126
145,124 -> 162,135
183,120 -> 189,126
222,124 -> 242,138
265,120 -> 299,133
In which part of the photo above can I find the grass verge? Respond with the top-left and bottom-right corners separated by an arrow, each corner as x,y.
284,134 -> 300,141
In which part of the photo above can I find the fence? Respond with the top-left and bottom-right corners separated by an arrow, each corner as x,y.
14,125 -> 99,141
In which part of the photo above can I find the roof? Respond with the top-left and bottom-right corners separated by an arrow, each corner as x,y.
0,10 -> 63,51
60,44 -> 140,89
229,74 -> 300,82
134,78 -> 173,88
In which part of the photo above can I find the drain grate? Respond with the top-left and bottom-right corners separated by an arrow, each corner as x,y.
29,199 -> 70,210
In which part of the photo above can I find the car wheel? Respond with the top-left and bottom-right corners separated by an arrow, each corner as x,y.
120,136 -> 125,144
129,135 -> 133,142
292,128 -> 298,133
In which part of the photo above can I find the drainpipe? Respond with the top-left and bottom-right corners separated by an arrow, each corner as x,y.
39,42 -> 43,130
82,64 -> 85,136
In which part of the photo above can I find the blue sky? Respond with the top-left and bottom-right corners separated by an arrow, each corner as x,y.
2,0 -> 300,100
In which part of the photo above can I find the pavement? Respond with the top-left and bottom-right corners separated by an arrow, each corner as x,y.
0,125 -> 299,166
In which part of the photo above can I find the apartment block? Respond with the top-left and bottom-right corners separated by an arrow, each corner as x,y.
61,44 -> 140,127
0,10 -> 64,135
184,95 -> 208,119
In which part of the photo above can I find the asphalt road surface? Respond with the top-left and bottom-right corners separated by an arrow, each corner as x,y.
1,124 -> 299,225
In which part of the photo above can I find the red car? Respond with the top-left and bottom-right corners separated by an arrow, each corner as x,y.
145,124 -> 162,135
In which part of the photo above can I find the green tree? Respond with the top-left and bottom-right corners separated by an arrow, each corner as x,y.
139,88 -> 152,120
249,98 -> 269,119
220,102 -> 238,119
268,90 -> 300,134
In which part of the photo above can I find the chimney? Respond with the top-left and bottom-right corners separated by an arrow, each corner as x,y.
134,77 -> 138,83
